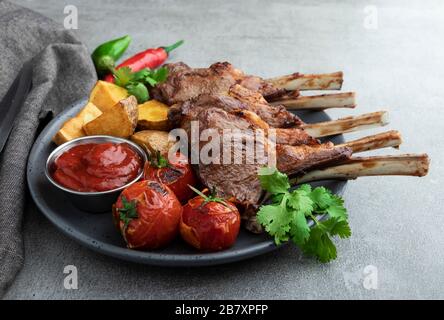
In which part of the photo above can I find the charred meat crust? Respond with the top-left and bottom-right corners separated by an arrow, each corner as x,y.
190,107 -> 353,209
275,128 -> 320,146
154,61 -> 297,114
276,143 -> 353,176
168,91 -> 302,130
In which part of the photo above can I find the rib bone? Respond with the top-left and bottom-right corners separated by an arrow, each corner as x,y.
292,154 -> 429,184
338,130 -> 402,153
266,72 -> 343,91
271,92 -> 356,110
302,111 -> 389,138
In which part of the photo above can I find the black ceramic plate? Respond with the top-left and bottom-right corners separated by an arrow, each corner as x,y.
27,99 -> 346,266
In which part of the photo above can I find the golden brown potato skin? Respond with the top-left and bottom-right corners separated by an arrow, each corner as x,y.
121,96 -> 138,133
89,80 -> 128,112
130,130 -> 176,155
83,96 -> 138,138
137,100 -> 171,131
52,102 -> 102,145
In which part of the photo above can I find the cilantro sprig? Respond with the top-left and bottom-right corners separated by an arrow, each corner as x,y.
117,196 -> 138,229
112,66 -> 168,103
257,167 -> 351,263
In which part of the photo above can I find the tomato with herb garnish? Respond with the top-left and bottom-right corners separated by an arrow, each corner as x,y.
143,151 -> 197,203
180,186 -> 241,252
112,180 -> 182,250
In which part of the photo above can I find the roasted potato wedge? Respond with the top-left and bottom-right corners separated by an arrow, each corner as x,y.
89,80 -> 128,112
52,102 -> 102,145
130,130 -> 176,155
83,96 -> 138,138
137,100 -> 171,131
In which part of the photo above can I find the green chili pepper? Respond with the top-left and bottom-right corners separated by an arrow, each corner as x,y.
92,35 -> 131,76
126,82 -> 149,103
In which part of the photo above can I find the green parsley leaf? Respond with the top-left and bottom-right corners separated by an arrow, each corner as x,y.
323,217 -> 352,238
309,186 -> 333,210
157,154 -> 169,168
287,186 -> 314,215
152,67 -> 168,82
326,195 -> 348,221
149,150 -> 169,169
144,76 -> 158,87
258,167 -> 290,194
111,66 -> 168,104
118,196 -> 138,229
270,193 -> 285,204
132,69 -> 151,82
289,210 -> 311,246
256,168 -> 351,263
300,217 -> 351,262
113,67 -> 134,87
257,200 -> 291,245
135,66 -> 168,87
300,224 -> 337,263
298,184 -> 312,193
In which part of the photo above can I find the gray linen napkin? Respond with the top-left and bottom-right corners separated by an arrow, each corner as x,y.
0,0 -> 97,296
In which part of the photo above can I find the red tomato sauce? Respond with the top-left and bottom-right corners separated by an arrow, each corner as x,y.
52,143 -> 142,192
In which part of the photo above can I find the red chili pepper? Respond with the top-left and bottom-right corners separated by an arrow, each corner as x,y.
104,40 -> 183,82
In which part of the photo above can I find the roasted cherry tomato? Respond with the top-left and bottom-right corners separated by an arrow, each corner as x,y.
143,151 -> 197,203
180,187 -> 241,251
113,180 -> 182,249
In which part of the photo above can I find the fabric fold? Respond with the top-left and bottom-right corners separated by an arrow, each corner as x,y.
0,0 -> 97,296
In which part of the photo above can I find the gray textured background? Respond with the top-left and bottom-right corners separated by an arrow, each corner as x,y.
5,0 -> 443,299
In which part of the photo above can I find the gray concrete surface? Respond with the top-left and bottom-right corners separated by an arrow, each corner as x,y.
4,0 -> 444,299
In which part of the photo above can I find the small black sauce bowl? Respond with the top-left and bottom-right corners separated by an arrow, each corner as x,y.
45,135 -> 147,213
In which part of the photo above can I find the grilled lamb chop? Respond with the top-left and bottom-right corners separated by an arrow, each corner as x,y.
169,89 -> 390,147
152,61 -> 356,110
152,61 -> 287,104
165,72 -> 389,138
168,85 -> 302,129
189,107 -> 352,209
169,92 -> 317,146
161,74 -> 302,129
169,94 -> 406,232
